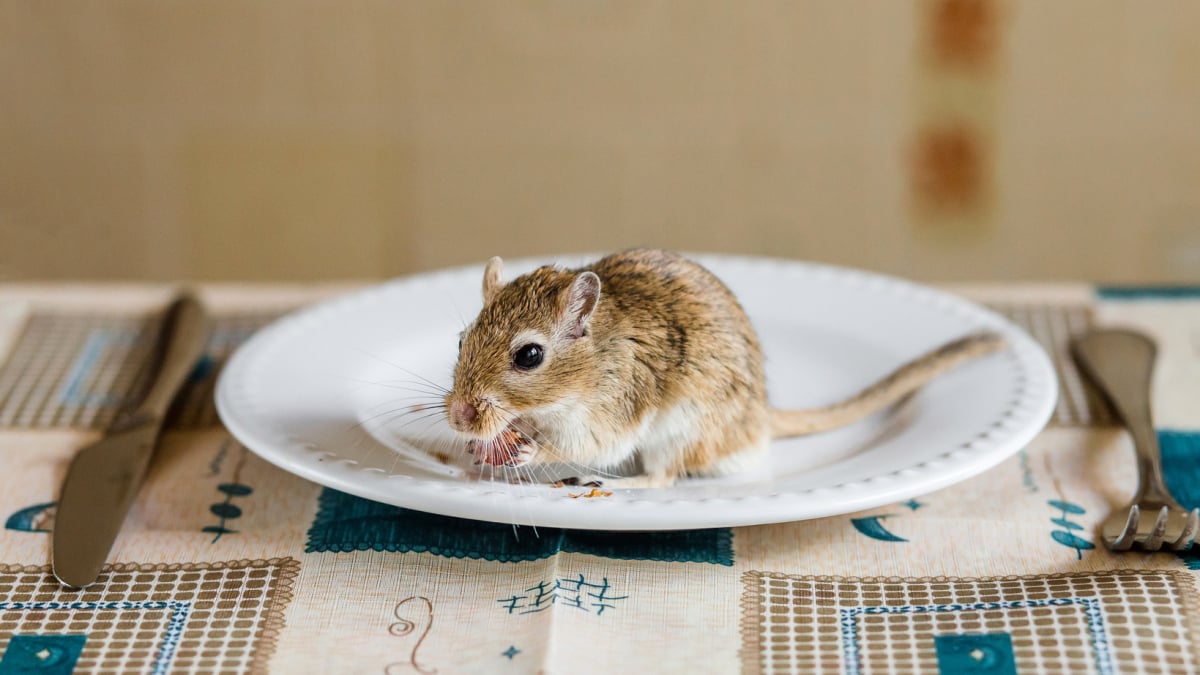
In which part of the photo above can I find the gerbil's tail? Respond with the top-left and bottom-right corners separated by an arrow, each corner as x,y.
769,331 -> 1008,438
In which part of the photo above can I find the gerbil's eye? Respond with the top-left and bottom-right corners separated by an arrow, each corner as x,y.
458,332 -> 464,351
513,343 -> 544,370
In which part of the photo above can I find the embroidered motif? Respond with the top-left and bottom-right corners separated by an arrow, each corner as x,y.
202,439 -> 254,543
1047,500 -> 1095,559
850,515 -> 909,543
3,502 -> 56,533
497,575 -> 628,617
384,597 -> 436,675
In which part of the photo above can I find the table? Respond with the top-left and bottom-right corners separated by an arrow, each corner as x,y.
0,282 -> 1197,674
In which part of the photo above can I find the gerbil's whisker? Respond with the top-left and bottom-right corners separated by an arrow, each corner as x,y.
335,375 -> 444,394
346,402 -> 447,434
376,409 -> 451,436
380,381 -> 452,398
355,345 -> 453,393
445,296 -> 467,331
339,380 -> 450,406
394,369 -> 451,396
362,395 -> 448,406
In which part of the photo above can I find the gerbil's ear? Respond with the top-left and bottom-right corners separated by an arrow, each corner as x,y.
562,271 -> 601,339
482,256 -> 505,303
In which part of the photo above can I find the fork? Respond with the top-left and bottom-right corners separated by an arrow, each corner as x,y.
1071,329 -> 1198,552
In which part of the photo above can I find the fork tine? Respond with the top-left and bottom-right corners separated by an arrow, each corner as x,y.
1106,505 -> 1140,551
1141,505 -> 1170,551
1076,329 -> 1197,555
1171,508 -> 1200,551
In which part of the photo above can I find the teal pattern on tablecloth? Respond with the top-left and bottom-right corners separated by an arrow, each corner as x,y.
1097,286 -> 1200,300
0,635 -> 87,675
1161,430 -> 1200,508
306,488 -> 733,565
934,633 -> 1017,675
1161,430 -> 1200,569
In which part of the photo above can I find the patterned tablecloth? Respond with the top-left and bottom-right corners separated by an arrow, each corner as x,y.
0,281 -> 1198,674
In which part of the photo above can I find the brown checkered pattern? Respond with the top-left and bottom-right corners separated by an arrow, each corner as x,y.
0,312 -> 282,430
985,302 -> 1114,427
741,569 -> 1200,675
0,558 -> 298,674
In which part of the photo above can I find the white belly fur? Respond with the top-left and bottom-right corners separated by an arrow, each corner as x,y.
533,400 -> 766,479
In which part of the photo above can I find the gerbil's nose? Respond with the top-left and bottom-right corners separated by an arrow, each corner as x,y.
449,400 -> 478,430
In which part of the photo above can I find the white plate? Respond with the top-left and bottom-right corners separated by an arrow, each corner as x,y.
216,254 -> 1057,530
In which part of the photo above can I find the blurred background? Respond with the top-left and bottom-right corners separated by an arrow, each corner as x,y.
1,1 -> 1197,283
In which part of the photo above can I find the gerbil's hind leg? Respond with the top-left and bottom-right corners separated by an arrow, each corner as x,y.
553,440 -> 766,489
692,440 -> 770,478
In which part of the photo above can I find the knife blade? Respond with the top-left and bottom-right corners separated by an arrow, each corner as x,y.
52,293 -> 210,589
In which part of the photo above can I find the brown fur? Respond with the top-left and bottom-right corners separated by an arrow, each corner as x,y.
447,249 -> 1006,488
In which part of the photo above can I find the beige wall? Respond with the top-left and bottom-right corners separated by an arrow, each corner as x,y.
1,1 -> 1197,283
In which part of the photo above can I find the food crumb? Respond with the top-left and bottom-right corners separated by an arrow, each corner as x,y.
568,488 -> 613,499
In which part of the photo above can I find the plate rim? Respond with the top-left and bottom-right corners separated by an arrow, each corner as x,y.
215,253 -> 1058,530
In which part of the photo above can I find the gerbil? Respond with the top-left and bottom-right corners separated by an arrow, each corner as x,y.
445,249 -> 1006,489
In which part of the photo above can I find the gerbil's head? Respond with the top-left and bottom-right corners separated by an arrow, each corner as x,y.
446,256 -> 601,440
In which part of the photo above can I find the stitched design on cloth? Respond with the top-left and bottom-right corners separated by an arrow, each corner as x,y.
0,602 -> 189,675
1046,500 -> 1095,559
0,559 -> 298,674
739,569 -> 1200,675
842,599 -> 1109,675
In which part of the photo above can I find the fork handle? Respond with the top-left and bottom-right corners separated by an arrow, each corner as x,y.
1071,329 -> 1173,504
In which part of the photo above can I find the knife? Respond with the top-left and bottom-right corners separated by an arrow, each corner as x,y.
52,293 -> 210,589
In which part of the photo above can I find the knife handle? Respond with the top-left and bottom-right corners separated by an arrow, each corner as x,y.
128,294 -> 211,424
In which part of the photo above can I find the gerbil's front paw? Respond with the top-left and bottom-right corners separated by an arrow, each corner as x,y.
467,427 -> 536,467
501,444 -> 537,468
